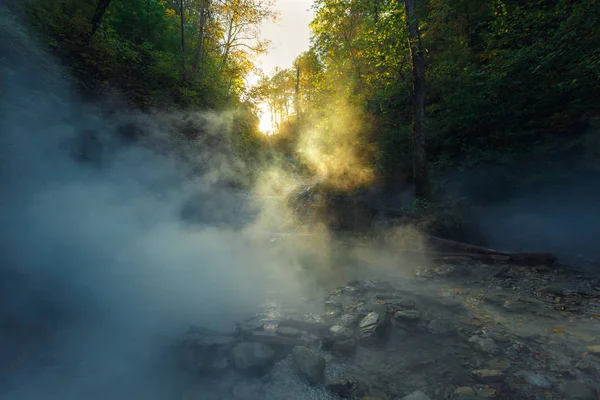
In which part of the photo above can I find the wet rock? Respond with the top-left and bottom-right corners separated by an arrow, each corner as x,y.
359,311 -> 389,343
515,371 -> 553,389
179,330 -> 237,374
278,319 -> 330,336
231,342 -> 275,376
246,332 -> 307,347
558,381 -> 596,399
386,298 -> 417,310
231,380 -> 264,400
454,387 -> 476,397
332,339 -> 358,355
291,345 -> 326,385
329,325 -> 354,341
472,369 -> 505,383
326,377 -> 360,398
478,388 -> 498,398
401,390 -> 431,400
276,326 -> 302,338
468,335 -> 498,354
427,318 -> 455,334
486,359 -> 511,371
394,310 -> 420,321
585,345 -> 600,354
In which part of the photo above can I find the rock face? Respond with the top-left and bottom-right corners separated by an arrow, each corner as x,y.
231,342 -> 275,376
359,311 -> 389,344
291,346 -> 326,385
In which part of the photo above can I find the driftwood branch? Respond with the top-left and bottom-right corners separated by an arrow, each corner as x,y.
425,235 -> 557,267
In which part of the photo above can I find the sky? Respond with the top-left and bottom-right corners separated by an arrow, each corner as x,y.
251,0 -> 315,133
256,0 -> 315,75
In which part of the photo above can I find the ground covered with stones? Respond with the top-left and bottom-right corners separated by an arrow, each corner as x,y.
172,257 -> 600,400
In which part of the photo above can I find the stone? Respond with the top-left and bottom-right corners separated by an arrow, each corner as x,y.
359,311 -> 389,343
401,391 -> 431,400
427,318 -> 455,334
585,345 -> 600,354
246,332 -> 307,347
454,387 -> 476,396
394,310 -> 420,321
558,381 -> 596,399
472,369 -> 505,383
276,326 -> 302,338
230,342 -> 275,375
479,388 -> 498,398
332,339 -> 358,355
278,319 -> 330,335
179,330 -> 236,374
468,335 -> 498,354
515,371 -> 553,389
326,378 -> 359,398
292,346 -> 326,385
231,380 -> 264,400
487,359 -> 511,371
329,325 -> 354,341
386,298 -> 417,310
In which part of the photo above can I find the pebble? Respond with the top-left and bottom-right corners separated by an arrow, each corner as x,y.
427,318 -> 455,334
486,359 -> 511,371
585,345 -> 600,354
401,391 -> 432,400
472,369 -> 505,383
454,386 -> 476,396
468,335 -> 498,354
479,388 -> 498,398
394,310 -> 420,321
515,371 -> 553,389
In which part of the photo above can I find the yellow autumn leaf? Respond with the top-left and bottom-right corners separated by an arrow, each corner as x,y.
551,326 -> 566,333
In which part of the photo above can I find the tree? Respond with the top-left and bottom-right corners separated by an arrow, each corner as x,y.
90,0 -> 112,38
180,0 -> 186,81
403,0 -> 430,200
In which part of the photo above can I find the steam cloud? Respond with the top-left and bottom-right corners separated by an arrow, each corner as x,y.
0,10 -> 315,399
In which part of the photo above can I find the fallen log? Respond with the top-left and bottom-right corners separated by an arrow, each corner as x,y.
425,235 -> 557,266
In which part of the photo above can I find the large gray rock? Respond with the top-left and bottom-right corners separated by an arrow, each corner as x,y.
291,346 -> 326,385
179,329 -> 237,374
359,311 -> 389,344
329,325 -> 354,341
231,342 -> 275,375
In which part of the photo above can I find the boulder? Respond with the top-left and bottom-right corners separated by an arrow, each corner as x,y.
292,346 -> 326,385
329,325 -> 354,341
230,342 -> 275,376
359,311 -> 389,344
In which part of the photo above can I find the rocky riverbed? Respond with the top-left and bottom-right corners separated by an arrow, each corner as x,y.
169,254 -> 600,400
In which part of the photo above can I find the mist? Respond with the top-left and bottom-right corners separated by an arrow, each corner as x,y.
0,10 -> 314,399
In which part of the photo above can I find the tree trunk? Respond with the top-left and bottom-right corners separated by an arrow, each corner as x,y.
295,63 -> 300,125
180,0 -> 186,82
90,0 -> 112,38
191,0 -> 208,76
403,0 -> 430,200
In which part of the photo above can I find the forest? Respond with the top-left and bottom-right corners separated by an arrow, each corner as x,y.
2,0 -> 600,240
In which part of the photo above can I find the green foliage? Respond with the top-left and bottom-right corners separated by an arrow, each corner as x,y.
306,0 -> 600,180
